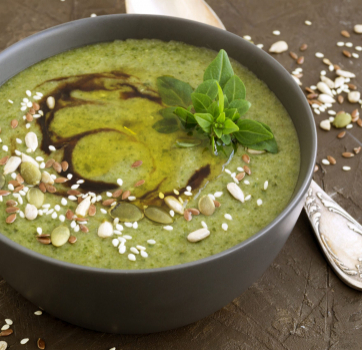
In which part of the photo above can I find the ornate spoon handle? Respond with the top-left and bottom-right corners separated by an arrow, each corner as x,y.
305,180 -> 362,290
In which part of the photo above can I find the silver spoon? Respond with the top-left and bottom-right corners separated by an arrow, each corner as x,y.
126,0 -> 362,291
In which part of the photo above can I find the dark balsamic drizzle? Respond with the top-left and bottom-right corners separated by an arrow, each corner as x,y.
34,71 -> 212,203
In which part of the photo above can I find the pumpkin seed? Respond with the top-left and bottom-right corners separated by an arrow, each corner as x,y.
51,226 -> 70,247
164,196 -> 184,215
175,138 -> 201,148
26,188 -> 45,208
198,195 -> 215,216
145,206 -> 173,224
333,113 -> 352,128
21,162 -> 41,185
0,174 -> 5,190
110,202 -> 144,222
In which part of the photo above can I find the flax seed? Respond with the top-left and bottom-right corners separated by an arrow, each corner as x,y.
348,83 -> 357,90
307,93 -> 319,99
6,207 -> 19,214
236,172 -> 246,181
10,119 -> 18,129
243,165 -> 251,175
343,50 -> 352,58
300,43 -> 308,51
342,152 -> 354,158
135,179 -> 145,187
37,236 -> 51,245
37,338 -> 46,350
184,209 -> 192,221
289,51 -> 298,59
337,131 -> 346,138
67,189 -> 81,196
68,236 -> 77,244
327,155 -> 336,164
341,30 -> 350,37
112,189 -> 123,198
39,182 -> 47,193
80,224 -> 89,233
45,159 -> 55,168
77,197 -> 83,204
53,162 -> 62,173
297,56 -> 304,64
337,95 -> 344,104
13,185 -> 24,193
54,177 -> 68,183
188,208 -> 200,215
0,156 -> 9,165
102,198 -> 115,206
0,190 -> 10,196
29,107 -> 35,114
0,328 -> 13,336
242,154 -> 250,164
6,214 -> 16,224
26,113 -> 33,122
314,165 -> 319,172
6,200 -> 17,207
16,174 -> 24,184
9,180 -> 19,187
357,119 -> 362,127
354,147 -> 361,154
122,190 -> 131,200
131,160 -> 142,168
213,200 -> 221,207
61,161 -> 69,172
66,209 -> 74,220
45,184 -> 56,193
88,204 -> 96,216
305,87 -> 315,94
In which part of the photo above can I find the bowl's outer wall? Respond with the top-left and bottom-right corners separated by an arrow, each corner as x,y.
0,15 -> 316,334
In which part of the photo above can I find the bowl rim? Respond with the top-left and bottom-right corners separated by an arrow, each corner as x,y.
0,14 -> 317,275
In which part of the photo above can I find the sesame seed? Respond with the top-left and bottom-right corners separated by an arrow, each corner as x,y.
123,235 -> 132,240
141,250 -> 148,258
264,181 -> 269,190
21,106 -> 27,111
59,215 -> 65,222
2,145 -> 8,152
273,30 -> 281,35
173,189 -> 179,195
356,46 -> 362,51
106,192 -> 112,197
243,35 -> 251,40
337,42 -> 345,47
328,110 -> 336,115
208,193 -> 216,201
54,205 -> 60,211
320,70 -> 326,76
305,20 -> 312,25
118,237 -> 126,243
244,180 -> 250,185
51,212 -> 57,219
68,195 -> 77,201
128,254 -> 136,261
100,208 -> 107,214
136,245 -> 146,251
147,239 -> 156,245
163,225 -> 173,231
77,179 -> 85,184
214,191 -> 223,198
34,310 -> 42,316
222,223 -> 228,231
128,196 -> 136,201
119,245 -> 126,254
322,159 -> 330,165
224,169 -> 231,174
186,186 -> 192,192
343,166 -> 351,171
90,13 -> 97,17
26,123 -> 31,129
16,138 -> 22,144
184,191 -> 192,196
125,222 -> 132,227
5,319 -> 13,325
245,194 -> 251,201
112,239 -> 119,247
132,222 -> 138,229
159,192 -> 164,199
70,220 -> 76,229
71,184 -> 79,190
48,145 -> 56,152
130,247 -> 139,254
346,42 -> 353,47
26,90 -> 31,97
315,52 -> 324,58
224,213 -> 232,220
61,198 -> 67,206
20,338 -> 29,345
169,210 -> 174,217
117,178 -> 123,186
67,173 -> 73,180
8,184 -> 14,191
116,223 -> 123,231
256,44 -> 264,49
237,167 -> 244,172
346,124 -> 353,129
352,53 -> 359,58
37,227 -> 42,234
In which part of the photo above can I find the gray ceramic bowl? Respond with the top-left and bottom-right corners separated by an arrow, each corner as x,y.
0,15 -> 316,334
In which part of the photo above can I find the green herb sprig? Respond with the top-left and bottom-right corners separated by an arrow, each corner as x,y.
153,49 -> 278,154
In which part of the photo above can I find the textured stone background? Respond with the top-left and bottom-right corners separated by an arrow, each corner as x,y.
1,0 -> 362,349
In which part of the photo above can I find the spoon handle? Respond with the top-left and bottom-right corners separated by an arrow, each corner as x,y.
305,180 -> 362,290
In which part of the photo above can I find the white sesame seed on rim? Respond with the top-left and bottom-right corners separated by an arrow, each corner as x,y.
343,166 -> 351,171
34,310 -> 42,316
272,30 -> 281,35
100,208 -> 107,214
305,20 -> 312,25
37,227 -> 42,235
90,13 -> 97,17
163,225 -> 173,231
243,35 -> 252,40
257,199 -> 263,206
5,319 -> 13,325
224,214 -> 232,220
222,223 -> 228,231
264,181 -> 269,190
147,239 -> 156,245
256,44 -> 264,49
169,210 -> 175,217
245,194 -> 251,201
20,338 -> 29,345
130,247 -> 139,254
49,145 -> 56,152
128,253 -> 136,261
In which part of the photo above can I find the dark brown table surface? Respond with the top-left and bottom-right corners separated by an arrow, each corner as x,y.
1,0 -> 362,349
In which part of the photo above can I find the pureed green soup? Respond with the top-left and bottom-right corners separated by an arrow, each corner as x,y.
0,39 -> 300,269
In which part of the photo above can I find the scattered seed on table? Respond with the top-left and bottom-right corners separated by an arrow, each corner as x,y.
322,159 -> 330,165
20,338 -> 29,345
305,20 -> 312,25
343,166 -> 351,171
343,50 -> 352,58
297,56 -> 304,64
341,30 -> 350,37
314,165 -> 319,173
290,51 -> 298,59
300,43 -> 308,51
354,147 -> 361,154
337,131 -> 346,138
342,152 -> 354,158
34,310 -> 42,316
315,52 -> 324,58
327,156 -> 336,164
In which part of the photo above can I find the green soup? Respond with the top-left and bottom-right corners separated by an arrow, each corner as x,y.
0,39 -> 300,269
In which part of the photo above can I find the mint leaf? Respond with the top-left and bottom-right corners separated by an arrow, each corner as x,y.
157,76 -> 193,108
152,116 -> 179,134
217,84 -> 224,113
159,107 -> 176,118
191,93 -> 213,113
225,108 -> 240,121
175,138 -> 201,148
207,101 -> 220,118
229,99 -> 251,116
174,107 -> 197,126
195,79 -> 218,100
221,134 -> 231,145
216,112 -> 225,123
223,119 -> 239,135
248,122 -> 278,153
194,113 -> 213,133
204,49 -> 234,88
214,126 -> 223,138
234,119 -> 273,145
224,75 -> 246,102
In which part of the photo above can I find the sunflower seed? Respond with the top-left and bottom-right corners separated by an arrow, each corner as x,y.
348,91 -> 361,103
336,69 -> 356,78
198,195 -> 215,216
3,156 -> 21,175
25,132 -> 38,152
227,183 -> 244,203
46,96 -> 55,109
187,228 -> 210,242
317,82 -> 333,96
164,196 -> 184,215
269,41 -> 288,53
